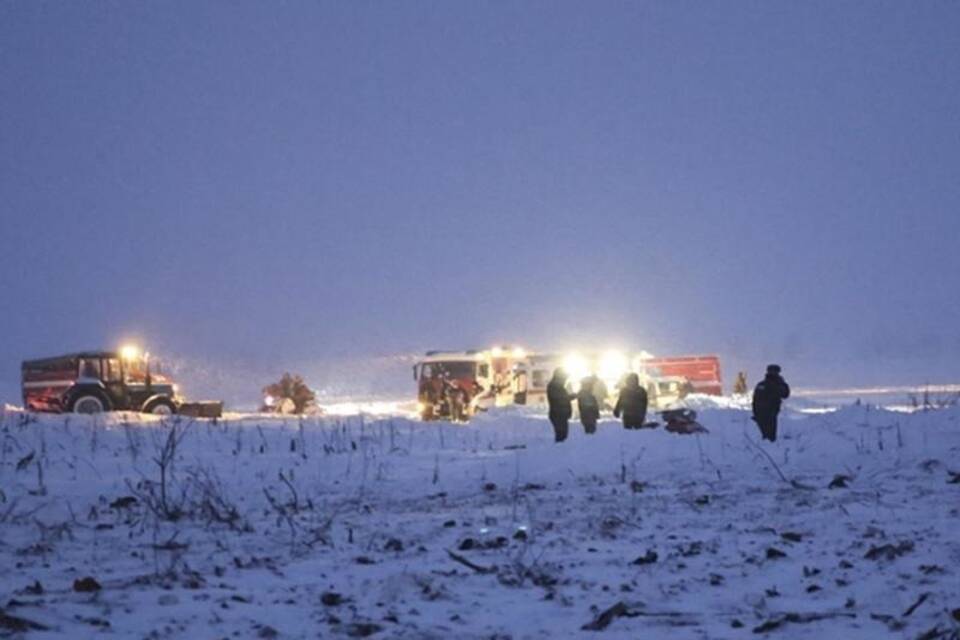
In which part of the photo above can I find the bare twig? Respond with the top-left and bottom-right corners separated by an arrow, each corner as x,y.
743,434 -> 814,491
446,549 -> 495,574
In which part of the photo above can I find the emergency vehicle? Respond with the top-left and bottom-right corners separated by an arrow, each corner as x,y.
413,347 -> 525,421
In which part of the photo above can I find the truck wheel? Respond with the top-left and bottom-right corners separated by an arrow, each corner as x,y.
143,398 -> 177,416
71,394 -> 107,414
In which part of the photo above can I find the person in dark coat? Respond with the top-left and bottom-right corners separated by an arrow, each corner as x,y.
577,377 -> 600,435
752,364 -> 790,442
546,368 -> 576,442
590,375 -> 609,411
613,372 -> 648,429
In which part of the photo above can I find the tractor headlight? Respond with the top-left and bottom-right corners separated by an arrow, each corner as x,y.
120,344 -> 141,361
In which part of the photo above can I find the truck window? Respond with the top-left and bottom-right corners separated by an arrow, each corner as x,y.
422,364 -> 434,378
441,362 -> 476,378
79,359 -> 101,380
124,358 -> 147,383
104,359 -> 123,383
478,364 -> 490,378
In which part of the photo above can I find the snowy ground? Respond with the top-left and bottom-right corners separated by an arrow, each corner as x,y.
0,404 -> 958,639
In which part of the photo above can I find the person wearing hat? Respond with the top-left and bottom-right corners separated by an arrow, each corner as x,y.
752,364 -> 791,441
613,372 -> 649,430
577,376 -> 601,435
547,368 -> 576,443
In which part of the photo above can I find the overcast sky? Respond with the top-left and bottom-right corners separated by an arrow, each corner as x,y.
2,1 -> 959,402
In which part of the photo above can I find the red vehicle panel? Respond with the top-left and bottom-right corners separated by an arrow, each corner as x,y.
645,355 -> 723,395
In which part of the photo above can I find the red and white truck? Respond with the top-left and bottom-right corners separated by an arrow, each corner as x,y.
414,347 -> 723,420
413,347 -> 526,421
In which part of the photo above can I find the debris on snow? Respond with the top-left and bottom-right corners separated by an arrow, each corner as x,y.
864,541 -> 914,561
828,474 -> 852,489
72,577 -> 102,593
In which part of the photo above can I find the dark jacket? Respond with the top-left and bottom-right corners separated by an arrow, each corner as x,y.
547,379 -> 575,419
577,388 -> 600,421
614,384 -> 648,424
752,374 -> 790,419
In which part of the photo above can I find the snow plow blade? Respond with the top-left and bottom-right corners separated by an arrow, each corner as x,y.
178,401 -> 223,418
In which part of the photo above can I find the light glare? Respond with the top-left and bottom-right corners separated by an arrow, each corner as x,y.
120,344 -> 141,361
563,353 -> 590,383
599,350 -> 629,384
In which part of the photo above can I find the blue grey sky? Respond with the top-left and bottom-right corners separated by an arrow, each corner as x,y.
2,1 -> 959,402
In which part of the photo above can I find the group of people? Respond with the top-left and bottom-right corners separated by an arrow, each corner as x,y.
545,364 -> 791,444
546,369 -> 651,442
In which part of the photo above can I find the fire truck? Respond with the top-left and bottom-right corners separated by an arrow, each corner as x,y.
21,347 -> 221,417
512,351 -> 701,411
414,347 -> 723,420
640,355 -> 723,396
413,347 -> 525,421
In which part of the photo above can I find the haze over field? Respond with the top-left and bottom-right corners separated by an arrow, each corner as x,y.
2,2 -> 959,405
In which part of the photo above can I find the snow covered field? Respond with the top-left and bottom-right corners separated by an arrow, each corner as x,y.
0,404 -> 958,639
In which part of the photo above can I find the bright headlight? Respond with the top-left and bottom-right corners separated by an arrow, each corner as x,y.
563,353 -> 590,383
599,350 -> 629,383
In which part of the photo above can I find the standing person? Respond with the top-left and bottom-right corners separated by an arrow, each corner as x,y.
577,377 -> 600,435
613,373 -> 648,430
733,371 -> 748,395
591,375 -> 609,411
752,364 -> 790,442
546,368 -> 576,442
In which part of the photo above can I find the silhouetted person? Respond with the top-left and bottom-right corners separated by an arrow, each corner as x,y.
577,377 -> 600,434
590,375 -> 609,411
547,368 -> 575,442
613,373 -> 648,430
752,364 -> 790,441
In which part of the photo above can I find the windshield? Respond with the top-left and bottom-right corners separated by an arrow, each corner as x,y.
123,357 -> 150,383
421,361 -> 476,379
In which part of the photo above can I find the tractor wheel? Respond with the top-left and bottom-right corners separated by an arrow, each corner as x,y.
143,397 -> 177,416
70,393 -> 108,414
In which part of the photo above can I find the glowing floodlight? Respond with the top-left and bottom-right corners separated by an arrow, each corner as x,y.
512,347 -> 526,359
491,346 -> 504,357
599,350 -> 629,383
563,352 -> 590,383
120,344 -> 141,361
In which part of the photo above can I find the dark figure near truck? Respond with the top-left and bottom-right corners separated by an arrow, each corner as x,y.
752,364 -> 790,442
577,377 -> 600,435
613,373 -> 648,429
547,368 -> 576,442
